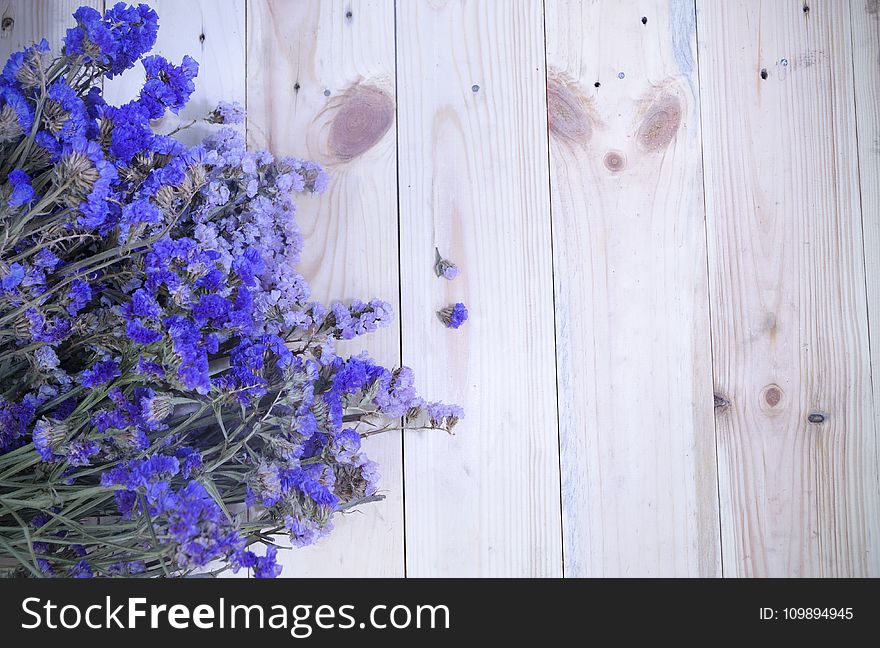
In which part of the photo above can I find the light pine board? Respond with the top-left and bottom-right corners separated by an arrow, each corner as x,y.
852,0 -> 880,578
545,0 -> 720,577
698,0 -> 879,577
396,0 -> 562,577
247,0 -> 404,577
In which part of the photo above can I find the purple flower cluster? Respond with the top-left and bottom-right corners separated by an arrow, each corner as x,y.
101,455 -> 265,570
64,3 -> 158,78
188,127 -> 329,336
79,360 -> 121,388
7,169 -> 34,207
0,4 -> 461,579
209,100 -> 246,125
139,55 -> 199,119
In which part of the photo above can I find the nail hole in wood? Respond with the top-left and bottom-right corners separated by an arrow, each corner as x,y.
760,68 -> 768,80
471,84 -> 480,92
1,17 -> 13,31
199,33 -> 205,44
293,82 -> 301,92
594,81 -> 601,88
324,89 -> 331,97
807,412 -> 826,424
714,394 -> 730,410
641,16 -> 648,25
803,4 -> 810,14
345,9 -> 353,19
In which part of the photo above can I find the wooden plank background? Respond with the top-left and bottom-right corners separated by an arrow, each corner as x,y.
0,0 -> 877,577
546,0 -> 719,577
698,0 -> 878,577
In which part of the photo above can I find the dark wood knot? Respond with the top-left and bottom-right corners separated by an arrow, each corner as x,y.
714,393 -> 730,411
328,84 -> 395,162
637,94 -> 682,151
762,384 -> 782,408
603,150 -> 626,173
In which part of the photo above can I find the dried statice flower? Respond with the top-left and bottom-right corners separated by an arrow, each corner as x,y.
0,85 -> 33,141
6,169 -> 35,207
34,346 -> 61,370
139,55 -> 199,118
426,402 -> 464,429
438,302 -> 469,329
141,392 -> 175,423
208,100 -> 246,125
55,150 -> 101,198
64,3 -> 159,78
434,247 -> 460,280
32,418 -> 70,461
3,38 -> 50,90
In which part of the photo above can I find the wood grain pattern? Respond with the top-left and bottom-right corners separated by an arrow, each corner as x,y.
698,0 -> 879,577
247,0 -> 404,577
545,0 -> 720,577
852,0 -> 880,578
396,0 -> 562,577
102,0 -> 246,145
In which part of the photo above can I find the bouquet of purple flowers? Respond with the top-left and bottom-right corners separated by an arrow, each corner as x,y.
0,4 -> 460,578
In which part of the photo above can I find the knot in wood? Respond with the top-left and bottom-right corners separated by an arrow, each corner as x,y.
638,95 -> 682,151
762,384 -> 782,408
328,85 -> 395,162
603,150 -> 626,172
546,78 -> 591,142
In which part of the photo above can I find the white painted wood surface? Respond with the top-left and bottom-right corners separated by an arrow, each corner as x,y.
850,0 -> 880,579
545,0 -> 719,577
1,0 -> 877,577
698,0 -> 878,577
396,0 -> 562,577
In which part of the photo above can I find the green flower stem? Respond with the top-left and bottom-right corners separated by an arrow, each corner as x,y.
138,493 -> 172,577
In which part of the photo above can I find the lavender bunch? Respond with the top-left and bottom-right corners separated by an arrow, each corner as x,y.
0,4 -> 460,578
